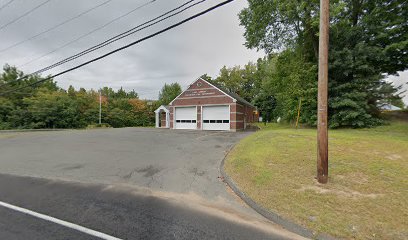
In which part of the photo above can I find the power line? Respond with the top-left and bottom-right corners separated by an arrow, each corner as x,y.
0,0 -> 200,87
0,0 -> 52,31
24,0 -> 203,77
18,0 -> 157,68
0,0 -> 234,96
0,0 -> 113,53
0,0 -> 16,12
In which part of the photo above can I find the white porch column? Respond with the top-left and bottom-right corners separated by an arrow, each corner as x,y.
155,112 -> 159,128
166,112 -> 170,128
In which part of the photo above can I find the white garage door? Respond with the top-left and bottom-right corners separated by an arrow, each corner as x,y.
175,107 -> 197,129
202,105 -> 230,131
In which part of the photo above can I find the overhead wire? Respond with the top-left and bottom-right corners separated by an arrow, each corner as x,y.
0,0 -> 16,12
0,0 -> 201,87
18,0 -> 158,68
0,0 -> 235,96
24,0 -> 204,77
0,0 -> 114,53
0,0 -> 52,31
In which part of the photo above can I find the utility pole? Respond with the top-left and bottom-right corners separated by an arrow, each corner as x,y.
295,98 -> 302,129
317,0 -> 329,184
99,90 -> 102,125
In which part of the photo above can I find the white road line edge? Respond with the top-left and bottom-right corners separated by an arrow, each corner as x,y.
0,200 -> 122,240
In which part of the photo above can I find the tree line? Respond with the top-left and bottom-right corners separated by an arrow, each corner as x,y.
207,0 -> 406,128
0,65 -> 182,129
1,0 -> 406,130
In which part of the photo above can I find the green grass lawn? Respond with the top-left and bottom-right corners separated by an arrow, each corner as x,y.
225,120 -> 408,239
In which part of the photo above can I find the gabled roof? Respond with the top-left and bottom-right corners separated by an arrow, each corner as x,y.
208,80 -> 255,108
154,105 -> 170,113
169,77 -> 255,108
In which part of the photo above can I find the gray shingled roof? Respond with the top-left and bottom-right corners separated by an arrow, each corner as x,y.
208,80 -> 255,108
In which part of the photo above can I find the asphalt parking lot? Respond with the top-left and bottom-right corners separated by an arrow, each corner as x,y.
0,128 -> 306,239
0,128 -> 250,203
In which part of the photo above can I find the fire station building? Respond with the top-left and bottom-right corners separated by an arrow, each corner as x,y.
155,77 -> 257,131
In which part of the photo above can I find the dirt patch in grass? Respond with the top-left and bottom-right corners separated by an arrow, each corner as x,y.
225,122 -> 408,239
298,184 -> 385,199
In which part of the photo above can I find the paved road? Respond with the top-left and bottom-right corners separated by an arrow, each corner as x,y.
0,174 -> 306,240
0,128 -> 306,239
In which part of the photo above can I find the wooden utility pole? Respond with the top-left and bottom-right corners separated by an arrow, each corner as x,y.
317,0 -> 329,184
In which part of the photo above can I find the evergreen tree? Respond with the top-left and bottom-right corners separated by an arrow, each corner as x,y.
239,0 -> 407,127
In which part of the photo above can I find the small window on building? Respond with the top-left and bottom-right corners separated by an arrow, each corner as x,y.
223,120 -> 229,123
210,120 -> 216,123
203,120 -> 209,123
176,120 -> 180,123
192,120 -> 196,123
216,120 -> 222,123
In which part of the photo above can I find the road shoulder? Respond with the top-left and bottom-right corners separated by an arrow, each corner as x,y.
220,145 -> 336,240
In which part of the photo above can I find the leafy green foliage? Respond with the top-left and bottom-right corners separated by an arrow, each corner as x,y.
390,98 -> 405,109
199,74 -> 213,81
214,62 -> 260,102
266,51 -> 318,125
211,53 -> 317,124
253,92 -> 276,122
158,83 -> 182,105
0,65 -> 158,129
100,86 -> 138,99
238,0 -> 407,128
23,89 -> 81,128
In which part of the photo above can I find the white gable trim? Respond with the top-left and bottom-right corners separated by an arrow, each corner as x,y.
154,105 -> 170,113
169,77 -> 235,105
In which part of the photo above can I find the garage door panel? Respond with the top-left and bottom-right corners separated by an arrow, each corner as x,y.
202,105 -> 230,131
175,107 -> 196,129
175,107 -> 195,119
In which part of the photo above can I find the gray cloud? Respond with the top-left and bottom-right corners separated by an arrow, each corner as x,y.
1,0 -> 406,105
0,0 -> 263,99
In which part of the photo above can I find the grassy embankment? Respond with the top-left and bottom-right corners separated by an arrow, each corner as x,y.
225,112 -> 408,239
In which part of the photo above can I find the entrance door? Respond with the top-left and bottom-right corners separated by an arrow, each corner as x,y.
175,107 -> 197,129
202,105 -> 230,131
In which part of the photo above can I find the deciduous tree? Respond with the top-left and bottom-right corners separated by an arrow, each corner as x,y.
239,0 -> 407,127
158,83 -> 182,105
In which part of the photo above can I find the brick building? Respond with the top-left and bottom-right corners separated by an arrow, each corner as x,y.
155,77 -> 257,131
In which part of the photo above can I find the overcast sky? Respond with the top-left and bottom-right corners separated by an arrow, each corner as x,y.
0,0 -> 406,104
